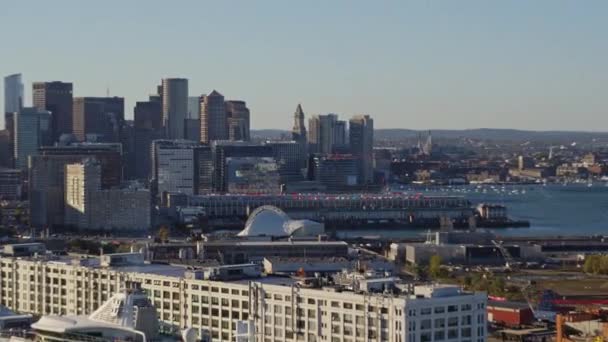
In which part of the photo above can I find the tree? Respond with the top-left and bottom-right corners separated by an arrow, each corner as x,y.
489,277 -> 506,297
429,255 -> 442,279
584,255 -> 601,274
158,226 -> 170,243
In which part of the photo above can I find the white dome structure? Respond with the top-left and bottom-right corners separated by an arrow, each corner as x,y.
238,206 -> 324,237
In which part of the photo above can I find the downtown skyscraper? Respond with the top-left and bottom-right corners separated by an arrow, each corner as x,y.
13,107 -> 51,169
349,114 -> 374,183
291,104 -> 307,145
308,113 -> 346,154
200,90 -> 228,144
32,81 -> 73,142
72,97 -> 124,142
226,100 -> 250,141
4,73 -> 23,115
160,78 -> 188,139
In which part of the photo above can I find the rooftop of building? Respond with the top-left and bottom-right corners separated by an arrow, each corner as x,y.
488,300 -> 532,310
264,256 -> 350,263
199,240 -> 347,247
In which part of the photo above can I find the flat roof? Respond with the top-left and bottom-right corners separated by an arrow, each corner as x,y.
488,300 -> 531,310
202,240 -> 348,247
265,256 -> 349,263
228,275 -> 299,287
113,263 -> 188,278
496,328 -> 554,336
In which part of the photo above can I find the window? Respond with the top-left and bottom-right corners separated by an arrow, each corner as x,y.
421,308 -> 431,315
434,318 -> 445,329
434,330 -> 445,341
434,306 -> 445,314
420,319 -> 431,330
448,329 -> 458,339
331,313 -> 340,322
461,304 -> 472,311
420,332 -> 431,342
462,315 -> 472,325
448,305 -> 458,312
461,327 -> 472,337
448,317 -> 459,327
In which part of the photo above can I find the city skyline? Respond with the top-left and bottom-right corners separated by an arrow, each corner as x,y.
1,1 -> 607,131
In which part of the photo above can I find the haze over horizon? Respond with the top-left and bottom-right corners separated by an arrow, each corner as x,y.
1,1 -> 607,131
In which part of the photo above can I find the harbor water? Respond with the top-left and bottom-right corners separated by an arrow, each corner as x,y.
337,183 -> 608,239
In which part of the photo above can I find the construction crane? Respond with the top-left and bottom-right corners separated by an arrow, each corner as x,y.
491,240 -> 517,270
491,240 -> 541,320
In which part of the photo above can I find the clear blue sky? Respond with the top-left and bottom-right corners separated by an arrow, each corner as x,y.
1,0 -> 606,130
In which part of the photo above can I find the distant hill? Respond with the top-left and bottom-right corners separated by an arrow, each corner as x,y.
375,128 -> 608,143
251,129 -> 290,139
252,128 -> 608,143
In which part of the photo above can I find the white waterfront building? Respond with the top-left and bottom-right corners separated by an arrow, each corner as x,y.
0,254 -> 486,342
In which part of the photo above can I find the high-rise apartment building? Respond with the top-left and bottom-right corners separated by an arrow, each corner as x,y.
72,97 -> 124,142
226,100 -> 250,141
161,78 -> 188,139
4,73 -> 23,115
29,144 -> 123,228
32,81 -> 73,142
349,114 -> 374,183
13,107 -> 51,169
308,114 -> 346,154
65,159 -> 150,231
65,159 -> 101,229
200,90 -> 228,144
